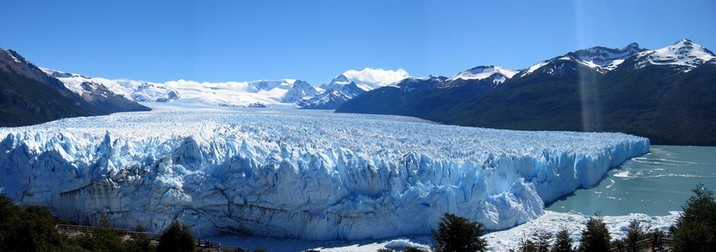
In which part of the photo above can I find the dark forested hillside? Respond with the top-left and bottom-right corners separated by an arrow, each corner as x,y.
336,40 -> 716,145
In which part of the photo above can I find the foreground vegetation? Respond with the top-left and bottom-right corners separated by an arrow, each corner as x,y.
428,184 -> 715,252
0,184 -> 714,251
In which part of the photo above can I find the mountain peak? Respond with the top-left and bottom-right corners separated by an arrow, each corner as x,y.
333,74 -> 350,84
0,48 -> 56,85
638,39 -> 715,71
665,39 -> 710,52
626,42 -> 640,50
4,49 -> 31,65
522,42 -> 646,76
567,43 -> 646,72
448,65 -> 517,82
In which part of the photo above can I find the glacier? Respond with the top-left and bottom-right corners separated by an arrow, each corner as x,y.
0,107 -> 648,240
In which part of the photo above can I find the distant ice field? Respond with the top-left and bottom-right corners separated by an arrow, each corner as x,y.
0,106 -> 648,240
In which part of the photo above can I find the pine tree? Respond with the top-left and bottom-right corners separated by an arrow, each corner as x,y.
517,230 -> 551,252
624,219 -> 645,252
671,184 -> 716,252
432,213 -> 488,252
578,214 -> 611,252
551,228 -> 573,252
157,220 -> 196,252
517,236 -> 536,252
534,230 -> 552,252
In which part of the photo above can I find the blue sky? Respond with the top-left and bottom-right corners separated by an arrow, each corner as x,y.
2,0 -> 715,85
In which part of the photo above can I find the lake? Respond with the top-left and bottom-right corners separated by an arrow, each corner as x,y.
546,145 -> 716,215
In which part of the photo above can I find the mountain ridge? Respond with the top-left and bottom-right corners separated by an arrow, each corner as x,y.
336,39 -> 716,146
0,48 -> 149,127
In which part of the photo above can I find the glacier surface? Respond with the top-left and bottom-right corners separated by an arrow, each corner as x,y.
0,107 -> 648,240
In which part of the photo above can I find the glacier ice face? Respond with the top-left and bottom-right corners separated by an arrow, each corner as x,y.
0,107 -> 649,240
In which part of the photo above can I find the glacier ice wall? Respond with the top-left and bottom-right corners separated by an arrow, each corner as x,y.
0,108 -> 649,240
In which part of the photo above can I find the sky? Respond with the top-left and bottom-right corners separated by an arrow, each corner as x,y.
2,0 -> 715,85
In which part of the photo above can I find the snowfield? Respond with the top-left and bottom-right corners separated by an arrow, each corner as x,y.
0,106 -> 648,240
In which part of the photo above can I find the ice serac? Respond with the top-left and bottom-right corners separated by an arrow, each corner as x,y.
0,109 -> 649,240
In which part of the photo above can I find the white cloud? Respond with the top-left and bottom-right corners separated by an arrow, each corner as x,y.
342,67 -> 410,86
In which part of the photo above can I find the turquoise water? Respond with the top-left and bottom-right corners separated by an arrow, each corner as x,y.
546,145 -> 716,215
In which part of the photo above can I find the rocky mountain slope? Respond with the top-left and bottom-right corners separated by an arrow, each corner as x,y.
0,49 -> 148,127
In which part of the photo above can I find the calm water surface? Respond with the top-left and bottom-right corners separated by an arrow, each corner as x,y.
546,145 -> 716,215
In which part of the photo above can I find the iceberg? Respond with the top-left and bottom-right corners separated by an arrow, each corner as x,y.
0,108 -> 649,240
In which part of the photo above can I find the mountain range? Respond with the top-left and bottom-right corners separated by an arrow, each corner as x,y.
2,40 -> 713,145
43,66 -> 407,109
0,48 -> 149,127
337,39 -> 716,145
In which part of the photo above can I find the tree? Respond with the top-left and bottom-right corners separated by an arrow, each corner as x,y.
13,205 -> 64,251
432,213 -> 488,252
551,228 -> 573,252
517,236 -> 536,252
650,230 -> 665,252
533,230 -> 552,252
624,219 -> 645,252
578,214 -> 610,252
0,194 -> 64,252
403,246 -> 426,252
157,220 -> 195,252
123,225 -> 151,252
517,230 -> 551,252
0,194 -> 21,250
671,184 -> 716,252
71,214 -> 124,252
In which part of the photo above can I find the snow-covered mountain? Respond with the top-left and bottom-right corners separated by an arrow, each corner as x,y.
634,39 -> 716,71
426,39 -> 716,145
520,40 -> 716,77
566,42 -> 645,72
298,77 -> 366,109
279,80 -> 317,103
321,67 -> 410,91
299,68 -> 410,109
47,67 -> 410,109
441,65 -> 518,88
296,89 -> 356,109
0,48 -> 148,127
46,70 -> 317,107
521,42 -> 646,76
447,65 -> 518,83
